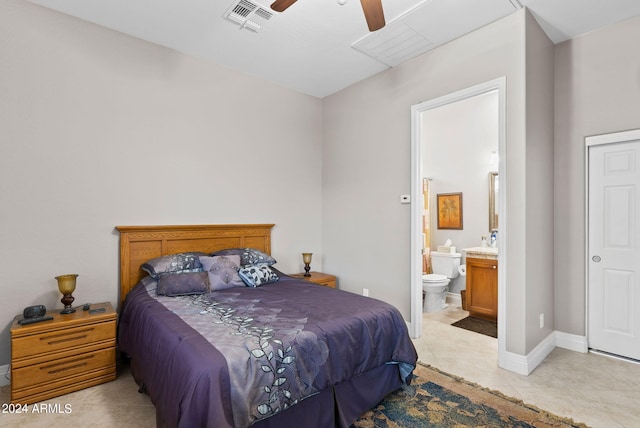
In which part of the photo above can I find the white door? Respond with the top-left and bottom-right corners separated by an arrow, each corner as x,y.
588,133 -> 640,361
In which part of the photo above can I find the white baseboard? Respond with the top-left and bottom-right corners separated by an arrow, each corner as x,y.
406,320 -> 414,338
411,313 -> 589,375
499,350 -> 529,375
446,292 -> 462,307
555,331 -> 588,353
526,332 -> 557,373
500,331 -> 587,376
0,364 -> 9,387
499,331 -> 556,375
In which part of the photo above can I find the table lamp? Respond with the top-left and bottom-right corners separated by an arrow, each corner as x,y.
56,274 -> 78,314
302,253 -> 312,277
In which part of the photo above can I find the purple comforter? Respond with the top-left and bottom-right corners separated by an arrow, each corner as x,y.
118,274 -> 417,428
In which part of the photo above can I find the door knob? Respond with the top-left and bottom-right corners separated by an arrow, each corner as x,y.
592,255 -> 601,263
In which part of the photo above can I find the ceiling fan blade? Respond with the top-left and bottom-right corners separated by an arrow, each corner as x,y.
360,0 -> 385,31
270,0 -> 298,13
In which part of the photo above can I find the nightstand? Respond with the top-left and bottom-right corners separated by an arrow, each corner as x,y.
10,302 -> 117,404
290,271 -> 337,288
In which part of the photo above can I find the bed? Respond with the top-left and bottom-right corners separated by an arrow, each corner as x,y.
116,224 -> 417,428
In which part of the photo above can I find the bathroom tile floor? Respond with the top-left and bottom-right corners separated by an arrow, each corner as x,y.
413,303 -> 640,428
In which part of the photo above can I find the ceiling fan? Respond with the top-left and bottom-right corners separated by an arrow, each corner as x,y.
270,0 -> 386,32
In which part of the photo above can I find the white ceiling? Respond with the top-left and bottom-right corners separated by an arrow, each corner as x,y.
28,0 -> 640,98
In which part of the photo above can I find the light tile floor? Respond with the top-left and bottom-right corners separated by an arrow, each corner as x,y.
2,305 -> 639,427
414,304 -> 640,428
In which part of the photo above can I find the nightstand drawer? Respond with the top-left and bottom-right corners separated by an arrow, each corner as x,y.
290,272 -> 337,288
316,277 -> 336,288
11,347 -> 116,391
12,320 -> 116,360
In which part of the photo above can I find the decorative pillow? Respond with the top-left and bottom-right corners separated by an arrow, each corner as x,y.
199,255 -> 244,291
157,272 -> 210,297
210,248 -> 276,266
141,252 -> 205,279
238,264 -> 280,287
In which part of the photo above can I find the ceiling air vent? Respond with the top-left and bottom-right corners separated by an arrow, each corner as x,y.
352,22 -> 434,67
224,0 -> 275,32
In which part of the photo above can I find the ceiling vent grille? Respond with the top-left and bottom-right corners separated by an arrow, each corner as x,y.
224,0 -> 275,32
352,22 -> 434,67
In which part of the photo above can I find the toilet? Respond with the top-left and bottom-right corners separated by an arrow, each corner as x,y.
422,251 -> 462,312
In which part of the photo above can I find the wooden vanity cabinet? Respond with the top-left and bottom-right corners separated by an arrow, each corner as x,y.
466,257 -> 498,322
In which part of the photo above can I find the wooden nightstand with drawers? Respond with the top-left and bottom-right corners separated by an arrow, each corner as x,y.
10,302 -> 117,404
290,271 -> 337,288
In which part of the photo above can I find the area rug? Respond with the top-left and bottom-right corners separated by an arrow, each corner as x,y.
352,363 -> 588,428
451,316 -> 498,338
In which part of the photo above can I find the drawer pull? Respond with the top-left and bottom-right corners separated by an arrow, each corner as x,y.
47,334 -> 88,345
41,355 -> 94,375
40,328 -> 94,345
47,362 -> 89,375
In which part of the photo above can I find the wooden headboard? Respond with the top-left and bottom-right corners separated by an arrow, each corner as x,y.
116,224 -> 274,309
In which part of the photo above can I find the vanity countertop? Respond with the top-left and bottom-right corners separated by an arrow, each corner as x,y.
463,246 -> 498,260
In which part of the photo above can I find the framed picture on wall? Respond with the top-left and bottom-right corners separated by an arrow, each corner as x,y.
437,192 -> 463,230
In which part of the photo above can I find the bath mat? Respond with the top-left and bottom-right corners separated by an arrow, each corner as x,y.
451,316 -> 497,338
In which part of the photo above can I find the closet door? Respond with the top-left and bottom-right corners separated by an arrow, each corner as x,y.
587,133 -> 640,361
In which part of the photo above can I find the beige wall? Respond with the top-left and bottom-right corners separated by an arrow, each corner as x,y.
554,14 -> 640,335
323,9 -> 559,359
3,0 -> 637,369
524,11 -> 556,349
0,0 -> 323,365
323,9 -> 535,355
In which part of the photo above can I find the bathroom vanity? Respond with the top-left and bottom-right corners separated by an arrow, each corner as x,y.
464,247 -> 498,322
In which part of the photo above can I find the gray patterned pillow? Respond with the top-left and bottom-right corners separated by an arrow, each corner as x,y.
141,252 -> 205,279
238,264 -> 279,287
199,255 -> 244,291
157,272 -> 209,296
210,248 -> 276,266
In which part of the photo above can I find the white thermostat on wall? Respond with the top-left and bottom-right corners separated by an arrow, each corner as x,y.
400,195 -> 411,204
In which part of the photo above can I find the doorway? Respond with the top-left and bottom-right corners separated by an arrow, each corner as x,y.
410,78 -> 507,363
586,129 -> 640,361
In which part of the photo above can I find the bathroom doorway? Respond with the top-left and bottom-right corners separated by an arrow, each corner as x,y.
410,78 -> 507,362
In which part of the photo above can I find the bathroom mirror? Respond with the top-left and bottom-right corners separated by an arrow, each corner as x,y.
489,172 -> 499,232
